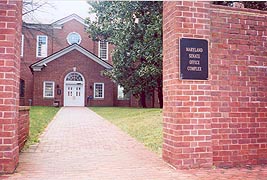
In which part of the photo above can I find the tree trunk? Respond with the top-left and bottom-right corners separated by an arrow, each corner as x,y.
140,91 -> 147,108
158,85 -> 163,108
152,89 -> 155,108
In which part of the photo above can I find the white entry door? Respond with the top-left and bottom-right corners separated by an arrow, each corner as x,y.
64,84 -> 84,106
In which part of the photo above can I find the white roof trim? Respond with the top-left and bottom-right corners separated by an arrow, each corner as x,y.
31,44 -> 113,71
32,67 -> 42,71
52,14 -> 89,27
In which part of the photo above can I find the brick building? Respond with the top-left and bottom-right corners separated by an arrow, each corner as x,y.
20,14 -> 136,107
163,2 -> 267,169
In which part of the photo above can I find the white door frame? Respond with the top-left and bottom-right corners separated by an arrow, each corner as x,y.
64,72 -> 85,106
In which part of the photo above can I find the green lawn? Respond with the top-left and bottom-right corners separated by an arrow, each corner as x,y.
25,106 -> 60,149
90,107 -> 163,155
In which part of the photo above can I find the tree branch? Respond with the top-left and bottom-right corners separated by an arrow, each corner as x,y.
22,2 -> 48,16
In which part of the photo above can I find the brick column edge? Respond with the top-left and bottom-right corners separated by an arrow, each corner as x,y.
0,0 -> 22,174
162,1 -> 212,169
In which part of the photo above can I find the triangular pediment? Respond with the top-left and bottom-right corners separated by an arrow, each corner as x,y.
52,13 -> 89,28
30,44 -> 113,71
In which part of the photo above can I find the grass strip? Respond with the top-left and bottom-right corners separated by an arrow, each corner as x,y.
24,106 -> 60,149
90,107 -> 163,155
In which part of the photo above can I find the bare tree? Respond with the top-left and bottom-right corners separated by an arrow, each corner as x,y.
22,0 -> 55,23
23,0 -> 48,16
22,0 -> 55,37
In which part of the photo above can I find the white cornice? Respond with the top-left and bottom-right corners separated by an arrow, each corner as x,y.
51,14 -> 89,27
32,67 -> 42,71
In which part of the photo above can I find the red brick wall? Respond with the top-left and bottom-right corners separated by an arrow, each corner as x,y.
0,0 -> 22,173
32,50 -> 114,106
21,26 -> 53,106
22,25 -> 53,63
20,61 -> 33,106
210,5 -> 267,167
163,1 -> 212,169
163,2 -> 267,169
52,19 -> 115,65
53,20 -> 97,54
18,107 -> 30,151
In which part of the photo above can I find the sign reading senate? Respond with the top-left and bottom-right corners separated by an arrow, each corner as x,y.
180,38 -> 208,80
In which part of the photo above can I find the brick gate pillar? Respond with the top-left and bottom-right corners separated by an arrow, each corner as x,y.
162,2 -> 212,168
0,0 -> 22,173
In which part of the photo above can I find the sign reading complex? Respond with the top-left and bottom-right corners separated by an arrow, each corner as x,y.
180,38 -> 208,80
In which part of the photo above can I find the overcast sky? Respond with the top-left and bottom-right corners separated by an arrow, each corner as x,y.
23,0 -> 94,24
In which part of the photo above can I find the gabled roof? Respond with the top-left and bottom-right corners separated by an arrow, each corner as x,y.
30,43 -> 113,72
51,13 -> 89,28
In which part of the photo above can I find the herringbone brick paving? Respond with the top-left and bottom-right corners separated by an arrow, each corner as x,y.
1,107 -> 266,180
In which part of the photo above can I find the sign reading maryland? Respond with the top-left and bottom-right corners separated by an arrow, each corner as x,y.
180,38 -> 208,80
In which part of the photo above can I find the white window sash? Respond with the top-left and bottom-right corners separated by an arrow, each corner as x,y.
43,81 -> 54,98
36,35 -> 48,57
94,83 -> 104,99
117,85 -> 124,100
98,40 -> 108,60
117,85 -> 130,100
21,34 -> 24,57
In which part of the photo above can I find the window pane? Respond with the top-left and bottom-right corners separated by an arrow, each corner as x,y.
117,85 -> 124,99
39,36 -> 46,44
21,35 -> 24,57
66,72 -> 83,81
94,83 -> 103,98
67,32 -> 81,45
44,82 -> 54,98
37,36 -> 47,57
117,85 -> 130,100
99,40 -> 108,60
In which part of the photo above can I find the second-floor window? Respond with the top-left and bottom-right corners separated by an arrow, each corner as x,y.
21,34 -> 24,57
98,40 -> 108,60
36,35 -> 48,57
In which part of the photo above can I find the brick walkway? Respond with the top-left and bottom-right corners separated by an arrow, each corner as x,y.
1,107 -> 267,180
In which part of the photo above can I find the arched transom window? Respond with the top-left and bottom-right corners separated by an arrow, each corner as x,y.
65,72 -> 83,82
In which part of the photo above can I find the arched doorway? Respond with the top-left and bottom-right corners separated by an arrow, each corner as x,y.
64,72 -> 85,106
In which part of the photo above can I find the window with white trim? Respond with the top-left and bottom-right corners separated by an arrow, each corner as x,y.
94,83 -> 104,98
67,32 -> 81,45
36,35 -> 48,57
21,34 -> 24,57
98,40 -> 108,60
43,81 -> 54,98
117,85 -> 130,100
